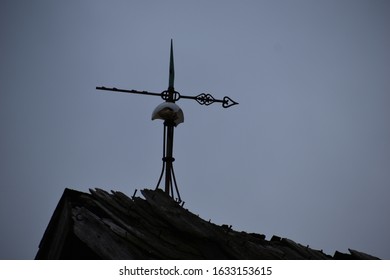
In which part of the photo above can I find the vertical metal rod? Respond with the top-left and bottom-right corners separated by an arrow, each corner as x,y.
155,125 -> 167,190
171,166 -> 181,202
164,121 -> 174,195
156,40 -> 182,201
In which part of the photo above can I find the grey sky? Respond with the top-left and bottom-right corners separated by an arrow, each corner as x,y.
1,0 -> 389,259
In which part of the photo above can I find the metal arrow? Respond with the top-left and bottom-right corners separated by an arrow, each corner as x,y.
95,87 -> 239,108
97,40 -> 237,108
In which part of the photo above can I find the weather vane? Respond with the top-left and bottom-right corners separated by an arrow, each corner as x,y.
96,40 -> 238,203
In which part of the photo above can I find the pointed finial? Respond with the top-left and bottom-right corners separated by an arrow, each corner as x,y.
169,39 -> 175,91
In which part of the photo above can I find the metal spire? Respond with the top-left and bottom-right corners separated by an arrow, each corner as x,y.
96,40 -> 238,203
168,39 -> 175,91
156,39 -> 180,200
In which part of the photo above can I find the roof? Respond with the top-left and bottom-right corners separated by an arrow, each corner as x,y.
35,188 -> 380,260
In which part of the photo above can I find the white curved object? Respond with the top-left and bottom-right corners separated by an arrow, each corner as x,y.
151,102 -> 184,126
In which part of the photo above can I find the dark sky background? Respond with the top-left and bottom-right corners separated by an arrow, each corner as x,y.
1,0 -> 389,259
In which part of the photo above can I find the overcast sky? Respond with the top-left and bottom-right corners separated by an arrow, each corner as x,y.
1,0 -> 389,259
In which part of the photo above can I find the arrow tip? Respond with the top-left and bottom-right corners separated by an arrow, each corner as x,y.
222,96 -> 239,108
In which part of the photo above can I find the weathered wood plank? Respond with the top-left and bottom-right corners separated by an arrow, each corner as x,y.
36,187 -> 379,260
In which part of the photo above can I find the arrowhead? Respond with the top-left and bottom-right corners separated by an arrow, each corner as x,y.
222,96 -> 239,108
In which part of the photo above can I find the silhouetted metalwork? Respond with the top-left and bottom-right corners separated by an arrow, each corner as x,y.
96,40 -> 238,202
94,89 -> 238,108
155,120 -> 181,201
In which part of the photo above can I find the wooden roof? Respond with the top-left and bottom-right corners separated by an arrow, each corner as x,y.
35,188 -> 379,260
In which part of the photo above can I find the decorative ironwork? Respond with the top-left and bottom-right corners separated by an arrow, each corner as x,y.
223,96 -> 239,108
96,87 -> 238,109
194,93 -> 215,106
161,90 -> 181,102
96,40 -> 238,203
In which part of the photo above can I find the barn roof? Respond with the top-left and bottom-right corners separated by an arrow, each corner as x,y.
35,188 -> 379,260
